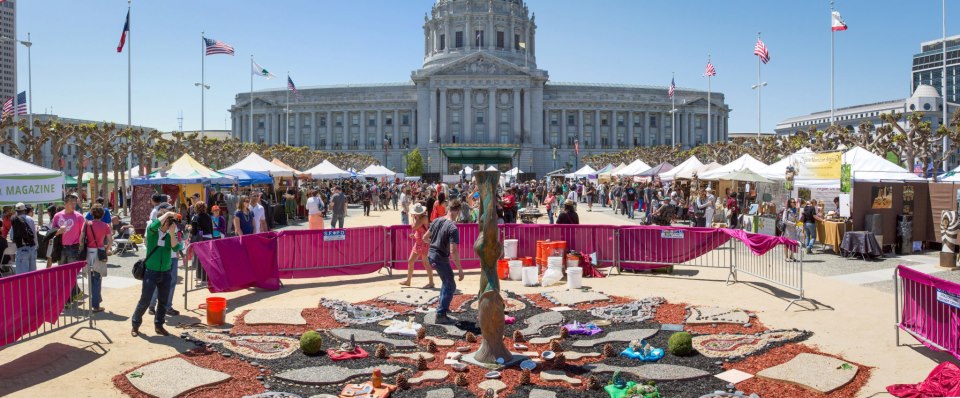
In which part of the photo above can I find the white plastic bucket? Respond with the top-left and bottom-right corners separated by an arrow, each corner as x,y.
508,260 -> 523,281
566,257 -> 579,269
547,256 -> 564,268
522,266 -> 539,286
566,267 -> 583,289
503,239 -> 519,259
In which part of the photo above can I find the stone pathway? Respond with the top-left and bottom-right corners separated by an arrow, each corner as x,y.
423,336 -> 455,347
589,297 -> 664,323
540,370 -> 582,386
692,330 -> 807,359
542,290 -> 610,306
529,389 -> 558,398
477,379 -> 507,393
756,353 -> 858,393
126,358 -> 231,398
378,289 -> 439,306
274,364 -> 405,386
528,335 -> 561,345
425,388 -> 455,398
562,351 -> 601,360
328,328 -> 416,348
571,329 -> 658,348
390,352 -> 435,361
187,331 -> 299,360
684,306 -> 750,324
518,311 -> 564,336
244,308 -> 307,325
408,370 -> 449,385
583,363 -> 710,381
715,369 -> 754,384
423,312 -> 469,337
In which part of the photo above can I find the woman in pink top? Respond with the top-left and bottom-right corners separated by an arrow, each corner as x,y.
399,203 -> 435,288
84,204 -> 113,312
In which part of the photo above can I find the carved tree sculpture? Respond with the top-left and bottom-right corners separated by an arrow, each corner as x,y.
473,171 -> 512,364
941,211 -> 960,268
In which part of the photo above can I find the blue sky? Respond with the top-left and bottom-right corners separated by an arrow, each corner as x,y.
11,0 -> 954,134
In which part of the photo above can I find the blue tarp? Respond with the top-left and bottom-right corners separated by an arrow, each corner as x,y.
218,169 -> 274,186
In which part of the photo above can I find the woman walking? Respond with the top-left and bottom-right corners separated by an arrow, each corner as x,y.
84,205 -> 112,313
306,190 -> 325,230
233,197 -> 255,236
781,198 -> 801,261
544,190 -> 557,224
399,204 -> 435,288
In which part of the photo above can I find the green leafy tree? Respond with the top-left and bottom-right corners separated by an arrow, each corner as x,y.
405,148 -> 424,176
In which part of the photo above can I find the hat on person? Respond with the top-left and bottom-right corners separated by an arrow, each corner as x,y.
411,203 -> 427,215
15,202 -> 25,211
211,205 -> 221,212
564,198 -> 576,207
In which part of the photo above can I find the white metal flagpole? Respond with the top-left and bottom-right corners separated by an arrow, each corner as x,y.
757,32 -> 762,138
285,72 -> 290,145
127,0 -> 132,131
249,55 -> 254,143
943,0 -> 948,172
201,32 -> 205,138
707,55 -> 712,144
831,1 -> 835,126
671,72 -> 676,146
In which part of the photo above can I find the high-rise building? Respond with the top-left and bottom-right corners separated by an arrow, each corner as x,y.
912,35 -> 960,104
0,0 -> 15,102
231,0 -> 730,176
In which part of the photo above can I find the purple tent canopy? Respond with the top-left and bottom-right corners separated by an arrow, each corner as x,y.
637,162 -> 674,177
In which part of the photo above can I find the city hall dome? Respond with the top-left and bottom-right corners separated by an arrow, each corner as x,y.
424,0 -> 536,69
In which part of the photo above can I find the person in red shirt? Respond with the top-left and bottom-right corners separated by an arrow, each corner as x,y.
84,204 -> 113,312
1,207 -> 13,239
502,188 -> 517,224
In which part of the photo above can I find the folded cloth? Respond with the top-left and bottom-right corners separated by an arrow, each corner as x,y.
327,347 -> 369,361
887,362 -> 960,398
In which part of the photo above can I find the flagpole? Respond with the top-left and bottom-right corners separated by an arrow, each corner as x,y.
201,32 -> 205,139
285,72 -> 290,145
757,32 -> 762,138
671,72 -> 676,146
942,0 -> 948,172
127,0 -> 132,132
830,1 -> 835,127
250,55 -> 254,143
707,55 -> 712,144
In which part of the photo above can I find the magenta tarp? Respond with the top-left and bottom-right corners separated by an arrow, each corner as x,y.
389,224 -> 482,270
887,361 -> 960,398
193,233 -> 282,293
619,226 -> 731,271
277,227 -> 387,278
898,265 -> 960,361
720,228 -> 799,254
0,262 -> 84,347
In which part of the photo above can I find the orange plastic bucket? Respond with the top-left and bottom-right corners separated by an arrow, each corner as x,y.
535,241 -> 546,266
521,257 -> 534,267
497,260 -> 510,280
206,297 -> 227,326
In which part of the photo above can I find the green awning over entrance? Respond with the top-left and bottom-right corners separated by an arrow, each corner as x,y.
441,146 -> 519,164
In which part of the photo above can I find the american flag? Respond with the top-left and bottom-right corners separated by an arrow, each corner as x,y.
287,76 -> 298,95
704,62 -> 716,77
204,37 -> 235,56
1,97 -> 12,119
2,91 -> 26,119
754,38 -> 771,64
574,138 -> 580,156
668,78 -> 676,98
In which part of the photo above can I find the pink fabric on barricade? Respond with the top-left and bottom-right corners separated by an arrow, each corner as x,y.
619,226 -> 731,271
0,261 -> 85,346
897,265 -> 960,361
388,224 -> 482,270
193,233 -> 282,293
720,228 -> 798,254
276,227 -> 388,278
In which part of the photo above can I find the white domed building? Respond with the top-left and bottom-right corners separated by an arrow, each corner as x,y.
230,0 -> 730,176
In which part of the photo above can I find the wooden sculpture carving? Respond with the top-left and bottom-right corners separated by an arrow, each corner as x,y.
941,211 -> 960,268
473,171 -> 511,363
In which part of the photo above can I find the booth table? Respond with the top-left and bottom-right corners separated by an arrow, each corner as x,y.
840,231 -> 883,260
817,219 -> 851,254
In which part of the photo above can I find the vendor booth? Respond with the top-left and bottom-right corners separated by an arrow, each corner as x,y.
219,169 -> 273,187
597,163 -> 627,183
637,162 -> 674,178
565,165 -> 597,179
0,152 -> 64,205
222,153 -> 295,178
699,154 -> 768,180
660,157 -> 703,182
304,160 -> 352,179
130,154 -> 236,230
614,159 -> 652,177
360,164 -> 397,179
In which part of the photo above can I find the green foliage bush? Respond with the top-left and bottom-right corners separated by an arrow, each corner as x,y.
300,331 -> 324,355
667,332 -> 693,356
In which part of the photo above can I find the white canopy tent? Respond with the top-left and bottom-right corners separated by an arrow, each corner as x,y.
598,163 -> 628,182
677,162 -> 722,180
760,147 -> 923,187
222,152 -> 293,177
303,160 -> 352,179
565,165 -> 597,179
614,159 -> 652,176
485,166 -> 499,171
699,154 -> 768,180
660,156 -> 704,181
360,164 -> 397,178
505,167 -> 523,177
459,166 -> 474,177
0,152 -> 65,205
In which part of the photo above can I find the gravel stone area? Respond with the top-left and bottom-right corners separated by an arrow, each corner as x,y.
685,306 -> 750,324
570,328 -> 659,348
328,328 -> 416,349
274,364 -> 405,386
377,289 -> 439,306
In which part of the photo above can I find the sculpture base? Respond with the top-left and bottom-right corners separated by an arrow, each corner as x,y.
460,352 -> 528,370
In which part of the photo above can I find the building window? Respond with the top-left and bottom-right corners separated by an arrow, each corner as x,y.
515,34 -> 521,50
649,116 -> 657,128
601,115 -> 608,127
476,111 -> 484,125
352,115 -> 360,126
452,111 -> 460,123
320,117 -> 327,127
455,31 -> 464,48
617,114 -> 625,127
586,114 -> 593,126
634,116 -> 641,127
497,31 -> 505,49
500,111 -> 509,123
567,114 -> 575,126
368,116 -> 376,127
401,114 -> 410,126
474,30 -> 484,47
550,113 -> 558,126
385,116 -> 393,126
258,119 -> 264,129
439,34 -> 446,51
695,117 -> 702,128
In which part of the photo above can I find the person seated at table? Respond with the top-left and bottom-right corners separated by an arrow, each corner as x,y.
556,199 -> 580,225
650,201 -> 676,226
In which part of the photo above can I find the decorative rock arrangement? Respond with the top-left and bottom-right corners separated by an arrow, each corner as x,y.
589,297 -> 665,323
571,329 -> 659,348
541,370 -> 582,386
126,358 -> 231,398
542,290 -> 611,306
518,311 -> 564,336
408,370 -> 448,385
425,388 -> 455,398
187,331 -> 299,360
377,289 -> 439,306
274,365 -> 404,386
692,330 -> 809,359
685,306 -> 750,325
389,351 -> 434,360
756,353 -> 859,393
320,298 -> 398,325
528,335 -> 561,345
477,379 -> 507,393
244,308 -> 307,325
328,328 -> 416,348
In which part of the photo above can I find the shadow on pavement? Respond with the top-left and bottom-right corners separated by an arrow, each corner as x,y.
0,342 -> 105,396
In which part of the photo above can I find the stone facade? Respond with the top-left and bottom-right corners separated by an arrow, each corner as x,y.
230,0 -> 729,176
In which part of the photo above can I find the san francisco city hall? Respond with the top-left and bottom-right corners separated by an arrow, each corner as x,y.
229,0 -> 730,176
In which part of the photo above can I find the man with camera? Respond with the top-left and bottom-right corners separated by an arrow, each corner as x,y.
130,209 -> 180,337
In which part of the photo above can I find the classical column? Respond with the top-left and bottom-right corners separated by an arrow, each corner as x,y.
445,19 -> 451,53
627,111 -> 634,147
560,109 -> 566,148
487,14 -> 494,51
417,86 -> 430,146
578,110 -> 584,147
687,113 -> 694,147
464,88 -> 473,143
641,111 -> 649,146
342,110 -> 349,147
513,89 -> 521,144
531,84 -> 542,145
439,88 -> 448,144
593,110 -> 600,148
612,111 -> 620,149
466,18 -> 472,50
488,88 -> 497,143
325,111 -> 332,149
510,16 -> 516,52
360,110 -> 368,149
377,109 -> 383,148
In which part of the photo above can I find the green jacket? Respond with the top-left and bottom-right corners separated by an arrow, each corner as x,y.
145,219 -> 173,272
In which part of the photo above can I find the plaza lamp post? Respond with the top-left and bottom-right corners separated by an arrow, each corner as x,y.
384,137 -> 389,170
751,82 -> 767,137
1,33 -> 33,148
194,82 -> 210,138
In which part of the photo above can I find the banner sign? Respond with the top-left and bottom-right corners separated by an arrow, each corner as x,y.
660,230 -> 685,239
936,289 -> 960,309
323,230 -> 346,242
0,175 -> 65,205
793,151 -> 842,180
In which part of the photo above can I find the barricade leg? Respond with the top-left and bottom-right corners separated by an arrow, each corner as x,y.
71,266 -> 110,343
893,269 -> 900,347
726,239 -> 737,285
782,248 -> 812,311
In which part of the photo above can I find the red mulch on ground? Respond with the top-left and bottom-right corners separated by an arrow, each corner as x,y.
653,302 -> 688,325
724,344 -> 873,398
450,294 -> 476,313
112,348 -> 265,398
522,292 -> 634,312
230,307 -> 343,336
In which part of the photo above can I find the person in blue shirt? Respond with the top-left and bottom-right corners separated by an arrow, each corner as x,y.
85,197 -> 112,223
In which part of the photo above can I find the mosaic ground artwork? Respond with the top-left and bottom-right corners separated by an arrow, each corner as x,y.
113,289 -> 870,398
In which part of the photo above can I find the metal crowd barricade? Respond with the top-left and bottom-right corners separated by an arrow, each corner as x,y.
727,237 -> 807,310
0,262 -> 105,349
509,224 -> 618,272
618,226 -> 735,272
276,227 -> 389,278
895,265 -> 960,360
388,224 -> 483,270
